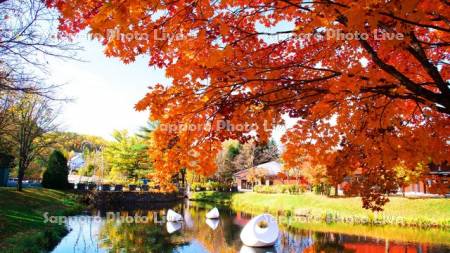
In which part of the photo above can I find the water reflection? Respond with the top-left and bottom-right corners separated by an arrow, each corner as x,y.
206,218 -> 220,230
240,245 -> 277,253
167,221 -> 182,234
51,201 -> 450,253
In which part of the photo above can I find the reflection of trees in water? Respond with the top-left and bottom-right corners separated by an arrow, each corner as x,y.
308,232 -> 355,253
186,204 -> 242,253
277,226 -> 359,253
92,201 -> 180,216
278,228 -> 314,252
91,203 -> 447,253
99,220 -> 187,253
220,210 -> 242,246
96,202 -> 244,253
93,201 -> 185,252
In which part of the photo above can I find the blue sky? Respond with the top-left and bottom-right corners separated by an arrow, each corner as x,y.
49,34 -> 169,139
48,32 -> 294,143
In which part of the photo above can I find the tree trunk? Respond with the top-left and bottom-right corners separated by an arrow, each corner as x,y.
181,170 -> 186,188
402,186 -> 405,197
17,164 -> 24,191
334,183 -> 338,196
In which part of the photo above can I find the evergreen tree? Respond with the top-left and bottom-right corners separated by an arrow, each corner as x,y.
42,150 -> 69,189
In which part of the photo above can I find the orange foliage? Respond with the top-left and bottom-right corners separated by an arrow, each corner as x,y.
47,0 -> 449,209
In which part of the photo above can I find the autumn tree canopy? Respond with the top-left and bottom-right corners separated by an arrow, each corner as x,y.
47,0 -> 449,209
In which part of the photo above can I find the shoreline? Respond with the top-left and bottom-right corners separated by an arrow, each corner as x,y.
0,188 -> 84,253
189,191 -> 450,229
192,199 -> 450,246
2,188 -> 448,252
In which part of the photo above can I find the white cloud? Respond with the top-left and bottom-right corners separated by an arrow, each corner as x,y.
49,59 -> 149,139
47,38 -> 165,140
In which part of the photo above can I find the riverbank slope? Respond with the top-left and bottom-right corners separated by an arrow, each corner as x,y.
0,187 -> 83,253
190,191 -> 450,228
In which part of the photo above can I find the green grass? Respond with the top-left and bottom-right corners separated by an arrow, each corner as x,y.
190,191 -> 450,228
0,187 -> 84,253
189,191 -> 233,204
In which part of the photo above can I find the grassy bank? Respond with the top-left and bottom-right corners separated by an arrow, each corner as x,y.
190,191 -> 450,229
0,187 -> 84,253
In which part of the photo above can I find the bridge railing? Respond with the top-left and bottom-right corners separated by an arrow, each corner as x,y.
73,183 -> 162,192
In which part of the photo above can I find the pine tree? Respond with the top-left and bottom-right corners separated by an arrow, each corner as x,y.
42,150 -> 69,189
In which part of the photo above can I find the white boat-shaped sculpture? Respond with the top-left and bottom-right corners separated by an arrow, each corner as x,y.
166,209 -> 183,222
205,218 -> 220,230
166,221 -> 182,234
206,207 -> 220,219
240,214 -> 279,247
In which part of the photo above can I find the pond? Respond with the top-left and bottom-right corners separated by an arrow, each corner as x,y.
51,201 -> 450,253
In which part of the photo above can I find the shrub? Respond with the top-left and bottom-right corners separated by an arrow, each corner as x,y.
313,183 -> 332,195
42,150 -> 69,190
288,184 -> 299,194
205,181 -> 220,191
253,184 -> 305,194
190,182 -> 204,191
253,185 -> 275,193
190,181 -> 230,192
253,185 -> 264,192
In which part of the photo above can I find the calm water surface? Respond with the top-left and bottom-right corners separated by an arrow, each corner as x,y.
51,201 -> 450,253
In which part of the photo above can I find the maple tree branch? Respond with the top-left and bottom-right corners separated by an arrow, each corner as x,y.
264,89 -> 328,107
416,40 -> 450,48
379,12 -> 450,32
359,39 -> 450,114
406,32 -> 450,98
279,0 -> 349,10
278,0 -> 311,11
360,86 -> 427,104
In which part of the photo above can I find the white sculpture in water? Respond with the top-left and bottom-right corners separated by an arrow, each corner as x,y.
205,218 -> 220,230
240,214 -> 279,247
206,207 -> 220,219
166,221 -> 182,234
166,209 -> 183,222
